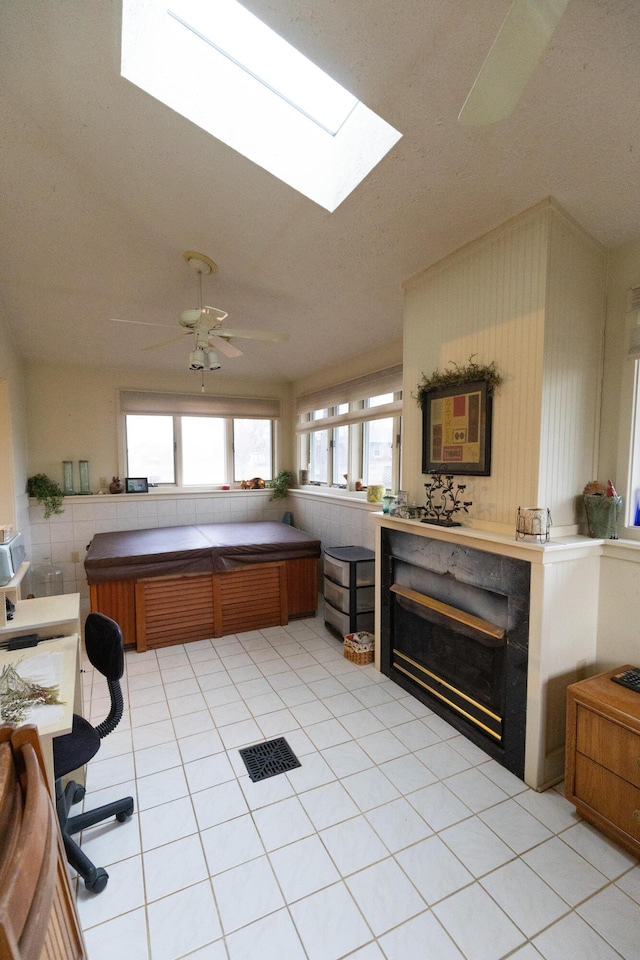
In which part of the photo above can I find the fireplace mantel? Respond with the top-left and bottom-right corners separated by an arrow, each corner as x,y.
373,515 -> 602,790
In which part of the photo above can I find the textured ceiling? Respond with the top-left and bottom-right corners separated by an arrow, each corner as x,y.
1,0 -> 639,383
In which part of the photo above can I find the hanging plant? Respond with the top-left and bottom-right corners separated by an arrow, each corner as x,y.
267,470 -> 295,500
27,473 -> 65,518
414,355 -> 502,409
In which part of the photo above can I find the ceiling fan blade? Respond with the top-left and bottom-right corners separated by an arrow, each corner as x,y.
458,0 -> 570,127
141,332 -> 191,352
220,327 -> 289,342
109,317 -> 174,329
210,335 -> 244,358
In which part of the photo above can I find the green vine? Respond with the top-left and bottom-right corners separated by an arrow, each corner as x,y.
27,473 -> 65,519
414,355 -> 502,409
267,470 -> 295,500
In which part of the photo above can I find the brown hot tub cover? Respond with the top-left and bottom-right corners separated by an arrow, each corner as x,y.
84,521 -> 321,583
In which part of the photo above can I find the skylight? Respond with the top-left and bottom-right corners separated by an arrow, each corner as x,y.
121,0 -> 401,211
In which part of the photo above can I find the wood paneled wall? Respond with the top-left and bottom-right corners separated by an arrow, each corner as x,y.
402,199 -> 606,533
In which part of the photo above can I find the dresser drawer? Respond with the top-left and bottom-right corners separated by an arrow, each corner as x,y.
324,601 -> 374,638
575,752 -> 640,844
576,704 -> 640,788
323,554 -> 375,588
324,577 -> 374,614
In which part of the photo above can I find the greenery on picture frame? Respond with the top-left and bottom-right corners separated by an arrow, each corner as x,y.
414,356 -> 502,410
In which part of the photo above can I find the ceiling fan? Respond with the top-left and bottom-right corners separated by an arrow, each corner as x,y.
458,0 -> 570,126
111,251 -> 289,371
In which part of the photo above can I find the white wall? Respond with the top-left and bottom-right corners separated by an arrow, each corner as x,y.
24,362 -> 292,488
0,305 -> 28,537
402,200 -> 606,535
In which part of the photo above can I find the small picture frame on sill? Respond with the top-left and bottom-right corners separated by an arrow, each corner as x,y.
125,477 -> 149,494
422,379 -> 492,476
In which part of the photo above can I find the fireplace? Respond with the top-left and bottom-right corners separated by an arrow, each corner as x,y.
380,528 -> 530,778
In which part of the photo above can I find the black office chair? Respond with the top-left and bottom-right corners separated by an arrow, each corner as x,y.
53,612 -> 134,894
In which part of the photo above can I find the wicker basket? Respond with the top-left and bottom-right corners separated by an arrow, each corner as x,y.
344,632 -> 375,665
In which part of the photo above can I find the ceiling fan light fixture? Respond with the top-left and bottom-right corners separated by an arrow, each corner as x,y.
188,348 -> 206,371
208,350 -> 221,371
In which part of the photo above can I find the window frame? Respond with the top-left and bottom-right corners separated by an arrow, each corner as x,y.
296,367 -> 403,494
119,390 -> 280,490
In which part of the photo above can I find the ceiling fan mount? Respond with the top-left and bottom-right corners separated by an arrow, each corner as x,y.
182,250 -> 218,275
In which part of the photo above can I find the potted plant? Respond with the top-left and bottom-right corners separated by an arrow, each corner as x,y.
267,470 -> 295,500
27,473 -> 65,518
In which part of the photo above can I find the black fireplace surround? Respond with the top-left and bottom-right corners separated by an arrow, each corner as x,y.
380,528 -> 530,778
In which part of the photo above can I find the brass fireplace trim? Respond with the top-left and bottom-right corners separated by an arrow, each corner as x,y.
393,649 -> 502,741
390,584 -> 505,641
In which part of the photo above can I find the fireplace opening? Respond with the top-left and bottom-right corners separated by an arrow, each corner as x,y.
381,529 -> 530,778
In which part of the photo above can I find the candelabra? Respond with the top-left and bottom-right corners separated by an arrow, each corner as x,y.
422,473 -> 472,527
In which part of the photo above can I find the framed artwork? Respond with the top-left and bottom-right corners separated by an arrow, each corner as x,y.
422,379 -> 492,476
125,477 -> 149,493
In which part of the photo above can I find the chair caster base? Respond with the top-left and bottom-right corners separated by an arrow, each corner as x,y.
116,797 -> 135,823
84,867 -> 108,894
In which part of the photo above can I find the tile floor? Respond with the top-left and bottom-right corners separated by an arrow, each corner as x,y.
73,606 -> 640,960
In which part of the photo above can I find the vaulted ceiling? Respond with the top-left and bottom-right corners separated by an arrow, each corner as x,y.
1,1 -> 639,383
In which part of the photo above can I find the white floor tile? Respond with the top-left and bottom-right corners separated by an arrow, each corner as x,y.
251,795 -> 315,851
523,837 -> 609,906
533,911 -> 624,960
341,766 -> 401,811
480,858 -> 568,937
136,766 -> 189,811
576,884 -> 640,959
320,816 -> 388,875
200,813 -> 264,874
378,910 -> 464,960
395,834 -> 473,904
184,751 -> 235,793
77,854 -> 145,929
298,780 -> 361,830
406,780 -> 472,831
346,857 -> 426,936
269,833 -> 340,901
560,820 -> 637,879
289,882 -> 373,960
366,797 -> 433,852
82,907 -> 150,960
177,728 -> 224,763
139,796 -> 198,851
432,882 -> 525,960
440,816 -> 515,878
211,856 -> 284,934
444,766 -> 509,813
147,881 -> 222,960
378,753 -> 437,794
143,833 -> 209,902
479,797 -> 553,854
225,908 -> 307,960
191,779 -> 249,831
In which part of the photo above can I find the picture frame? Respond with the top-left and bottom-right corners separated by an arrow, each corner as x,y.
125,477 -> 149,494
422,379 -> 492,476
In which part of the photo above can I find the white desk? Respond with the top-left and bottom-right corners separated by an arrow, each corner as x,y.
0,594 -> 81,790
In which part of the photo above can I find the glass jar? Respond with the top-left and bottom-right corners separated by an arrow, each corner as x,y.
31,557 -> 64,597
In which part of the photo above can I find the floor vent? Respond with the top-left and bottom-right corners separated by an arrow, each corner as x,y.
239,737 -> 301,782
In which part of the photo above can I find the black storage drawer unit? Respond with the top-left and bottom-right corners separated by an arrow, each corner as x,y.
323,546 -> 375,638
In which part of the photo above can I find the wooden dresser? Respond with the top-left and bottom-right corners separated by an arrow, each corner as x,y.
565,665 -> 640,857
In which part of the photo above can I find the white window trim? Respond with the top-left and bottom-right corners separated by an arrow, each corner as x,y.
119,389 -> 279,489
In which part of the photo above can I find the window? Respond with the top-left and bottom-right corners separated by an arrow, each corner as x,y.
296,367 -> 402,494
121,0 -> 401,211
120,391 -> 279,488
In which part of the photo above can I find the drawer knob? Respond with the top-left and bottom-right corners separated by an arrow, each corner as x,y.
634,810 -> 640,826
